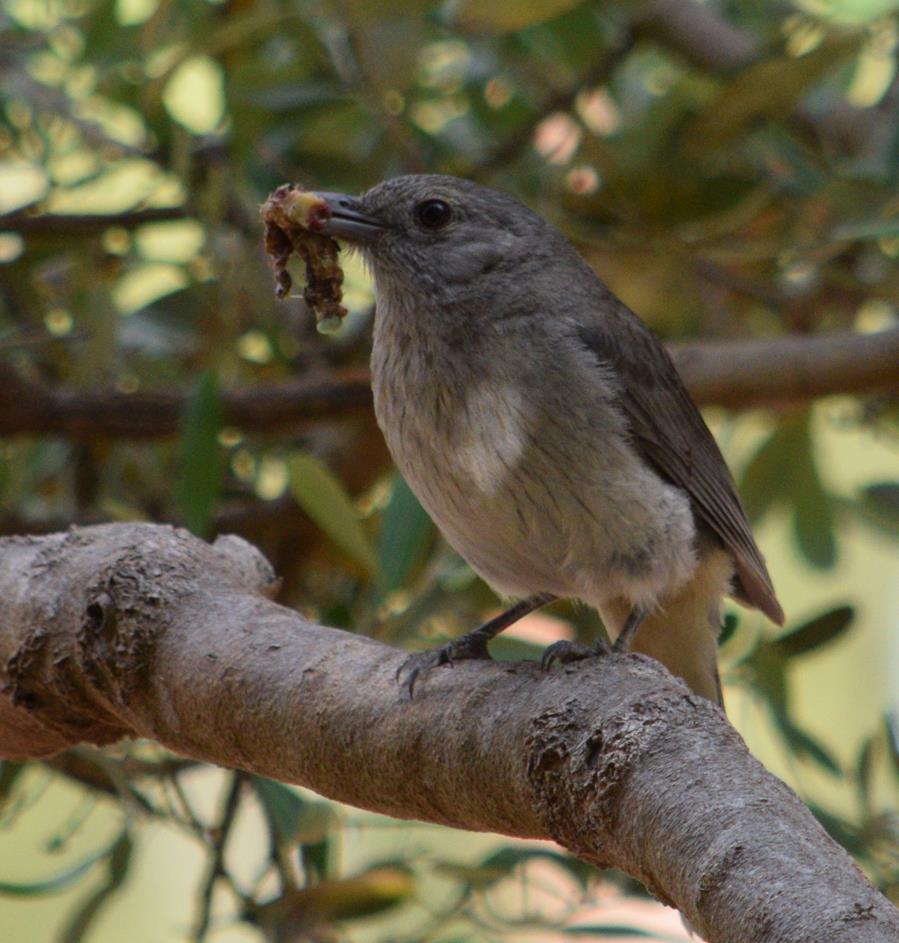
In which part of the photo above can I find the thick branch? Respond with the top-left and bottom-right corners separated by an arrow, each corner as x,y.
1,330 -> 895,439
0,524 -> 895,943
670,327 -> 899,410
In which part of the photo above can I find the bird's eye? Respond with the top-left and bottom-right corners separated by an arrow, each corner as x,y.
414,199 -> 453,230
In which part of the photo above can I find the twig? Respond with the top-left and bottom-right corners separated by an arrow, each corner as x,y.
0,207 -> 187,234
192,771 -> 245,942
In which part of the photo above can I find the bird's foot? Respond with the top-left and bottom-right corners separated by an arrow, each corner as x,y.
396,631 -> 492,699
540,637 -> 611,672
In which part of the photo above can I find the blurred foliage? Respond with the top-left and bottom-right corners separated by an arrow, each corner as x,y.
1,0 -> 898,940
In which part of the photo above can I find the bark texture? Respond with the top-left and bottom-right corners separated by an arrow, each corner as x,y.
0,524 -> 896,943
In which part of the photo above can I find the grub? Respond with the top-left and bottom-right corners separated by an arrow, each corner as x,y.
261,184 -> 347,331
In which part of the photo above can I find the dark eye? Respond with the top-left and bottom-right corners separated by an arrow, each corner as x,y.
415,199 -> 452,230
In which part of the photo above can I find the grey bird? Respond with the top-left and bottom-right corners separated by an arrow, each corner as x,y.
313,174 -> 784,704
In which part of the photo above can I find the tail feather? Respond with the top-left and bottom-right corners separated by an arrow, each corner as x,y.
598,549 -> 733,707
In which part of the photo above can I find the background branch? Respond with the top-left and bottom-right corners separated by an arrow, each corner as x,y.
1,330 -> 895,439
0,523 -> 895,943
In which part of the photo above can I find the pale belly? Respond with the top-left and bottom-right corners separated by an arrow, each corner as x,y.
373,366 -> 699,611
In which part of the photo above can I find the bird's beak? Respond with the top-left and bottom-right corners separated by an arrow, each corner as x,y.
314,192 -> 386,242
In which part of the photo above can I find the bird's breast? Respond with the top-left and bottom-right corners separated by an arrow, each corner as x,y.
369,310 -> 699,605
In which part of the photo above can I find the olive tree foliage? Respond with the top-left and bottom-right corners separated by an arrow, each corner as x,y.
0,0 -> 897,940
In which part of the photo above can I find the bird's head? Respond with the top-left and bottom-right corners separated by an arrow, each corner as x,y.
313,174 -> 566,306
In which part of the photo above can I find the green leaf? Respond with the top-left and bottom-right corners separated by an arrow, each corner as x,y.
857,482 -> 899,537
808,804 -> 867,855
0,833 -> 125,897
719,611 -> 740,647
885,713 -> 899,780
740,418 -> 803,522
793,466 -> 837,569
744,644 -> 789,716
772,606 -> 854,658
856,734 -> 875,804
288,452 -> 377,575
376,475 -> 435,600
740,413 -> 837,568
253,777 -> 335,845
177,370 -> 224,536
254,777 -> 305,842
0,761 -> 25,808
438,848 -> 593,892
59,833 -> 133,943
779,719 -> 841,776
454,0 -> 586,33
259,866 -> 414,922
684,35 -> 862,153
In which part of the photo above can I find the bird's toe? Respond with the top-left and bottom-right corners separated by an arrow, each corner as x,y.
396,632 -> 493,699
540,637 -> 612,671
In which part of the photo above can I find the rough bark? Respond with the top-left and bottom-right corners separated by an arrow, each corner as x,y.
0,523 -> 895,942
1,328 -> 896,439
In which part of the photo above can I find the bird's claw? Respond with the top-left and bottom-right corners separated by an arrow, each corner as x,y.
540,638 -> 611,672
396,632 -> 492,699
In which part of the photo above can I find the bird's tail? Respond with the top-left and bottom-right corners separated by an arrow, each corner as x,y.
598,548 -> 733,706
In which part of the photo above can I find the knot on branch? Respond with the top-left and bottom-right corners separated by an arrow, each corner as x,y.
1,523 -> 279,752
525,668 -> 704,902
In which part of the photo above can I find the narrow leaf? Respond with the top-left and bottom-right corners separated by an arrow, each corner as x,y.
857,482 -> 899,537
793,476 -> 837,569
288,452 -> 376,574
264,866 -> 414,922
254,777 -> 305,842
59,833 -> 133,943
376,475 -> 435,600
719,611 -> 740,646
0,834 -> 124,897
780,719 -> 841,776
0,761 -> 25,807
177,370 -> 224,536
856,735 -> 875,803
253,777 -> 335,845
885,712 -> 899,780
809,804 -> 867,855
773,606 -> 854,658
739,417 -> 804,522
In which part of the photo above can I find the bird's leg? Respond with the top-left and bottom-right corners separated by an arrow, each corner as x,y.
541,605 -> 647,670
397,592 -> 556,698
611,605 -> 647,653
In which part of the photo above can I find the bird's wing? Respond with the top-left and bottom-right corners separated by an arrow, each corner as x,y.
575,299 -> 784,625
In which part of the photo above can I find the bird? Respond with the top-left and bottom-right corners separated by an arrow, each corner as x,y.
311,174 -> 783,704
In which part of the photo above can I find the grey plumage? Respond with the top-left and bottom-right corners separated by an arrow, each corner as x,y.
316,174 -> 783,702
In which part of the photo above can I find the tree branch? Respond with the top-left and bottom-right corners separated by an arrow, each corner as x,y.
0,328 -> 899,439
1,330 -> 895,439
0,207 -> 188,234
635,0 -> 757,74
670,327 -> 899,410
0,524 -> 895,943
0,368 -> 373,438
